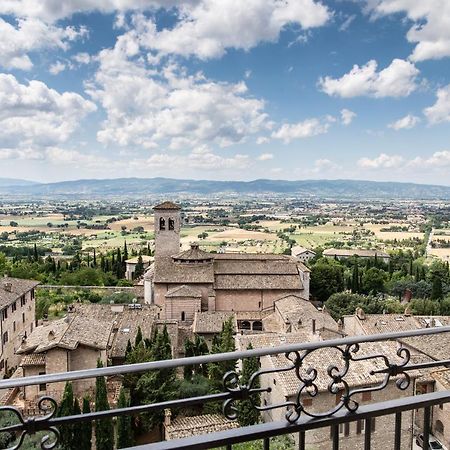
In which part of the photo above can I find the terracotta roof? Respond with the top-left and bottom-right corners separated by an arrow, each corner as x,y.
400,332 -> 450,361
291,246 -> 315,256
125,255 -> 153,264
165,414 -> 238,440
274,295 -> 338,332
214,259 -> 299,275
323,248 -> 390,258
214,274 -> 302,290
346,313 -> 421,335
18,315 -> 113,353
153,201 -> 180,210
166,285 -> 202,298
173,244 -> 213,263
154,257 -> 214,284
431,369 -> 450,390
237,334 -> 412,396
21,354 -> 46,366
0,277 -> 39,309
193,311 -> 236,334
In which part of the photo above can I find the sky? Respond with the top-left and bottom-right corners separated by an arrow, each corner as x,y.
0,0 -> 449,185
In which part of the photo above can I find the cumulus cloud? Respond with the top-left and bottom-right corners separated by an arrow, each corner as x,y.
424,84 -> 450,124
0,73 -> 96,149
366,1 -> 450,62
388,114 -> 421,130
258,153 -> 274,161
122,0 -> 330,60
0,17 -> 87,70
340,108 -> 356,125
86,37 -> 269,150
312,158 -> 340,173
408,150 -> 450,168
49,61 -> 66,75
271,118 -> 330,143
318,59 -> 419,98
358,153 -> 404,169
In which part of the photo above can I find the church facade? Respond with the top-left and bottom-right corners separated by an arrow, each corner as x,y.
144,202 -> 310,322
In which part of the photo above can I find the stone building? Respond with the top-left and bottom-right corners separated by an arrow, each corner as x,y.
0,276 -> 39,376
125,255 -> 153,280
236,333 -> 415,450
291,246 -> 316,263
144,202 -> 311,327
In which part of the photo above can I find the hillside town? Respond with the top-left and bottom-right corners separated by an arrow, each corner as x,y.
0,200 -> 449,449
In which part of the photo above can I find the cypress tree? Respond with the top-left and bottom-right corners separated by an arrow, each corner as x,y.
117,388 -> 133,449
93,249 -> 97,267
135,326 -> 143,347
58,382 -> 74,450
237,344 -> 260,426
123,241 -> 128,262
80,396 -> 92,450
95,360 -> 114,450
33,243 -> 39,262
431,276 -> 443,300
134,255 -> 145,279
125,339 -> 133,357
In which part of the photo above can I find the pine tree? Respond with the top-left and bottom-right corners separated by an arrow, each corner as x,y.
95,360 -> 114,450
117,388 -> 133,449
80,396 -> 92,450
237,344 -> 260,426
58,382 -> 74,450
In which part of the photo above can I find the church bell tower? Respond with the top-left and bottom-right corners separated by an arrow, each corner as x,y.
153,201 -> 181,258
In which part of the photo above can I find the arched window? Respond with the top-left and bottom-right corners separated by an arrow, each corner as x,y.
435,420 -> 444,435
181,311 -> 186,321
159,217 -> 166,230
168,218 -> 175,230
240,321 -> 251,330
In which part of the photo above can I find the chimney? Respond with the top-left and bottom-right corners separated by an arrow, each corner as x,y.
164,409 -> 172,427
312,319 -> 316,334
3,282 -> 12,292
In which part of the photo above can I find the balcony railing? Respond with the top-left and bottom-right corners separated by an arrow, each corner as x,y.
1,326 -> 450,449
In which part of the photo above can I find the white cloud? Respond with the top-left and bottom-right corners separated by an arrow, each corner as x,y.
126,0 -> 331,60
0,73 -> 96,149
73,52 -> 92,65
0,17 -> 87,70
339,14 -> 356,32
318,59 -> 419,98
258,153 -> 274,161
86,38 -> 269,150
340,108 -> 356,125
271,118 -> 330,143
366,1 -> 450,62
311,158 -> 340,173
49,61 -> 66,75
408,150 -> 450,168
256,136 -> 270,145
358,153 -> 404,169
424,84 -> 450,124
0,0 -> 190,22
388,114 -> 420,130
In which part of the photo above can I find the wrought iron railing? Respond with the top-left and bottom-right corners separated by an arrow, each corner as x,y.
1,326 -> 450,449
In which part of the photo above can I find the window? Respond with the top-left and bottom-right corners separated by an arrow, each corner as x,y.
22,312 -> 25,323
2,332 -> 8,345
31,289 -> 35,300
13,321 -> 15,332
273,379 -> 276,385
362,391 -> 372,401
20,295 -> 26,307
2,308 -> 8,321
39,372 -> 46,392
159,217 -> 166,230
435,420 -> 444,435
0,360 -> 3,370
168,218 -> 175,230
181,311 -> 185,321
12,302 -> 17,312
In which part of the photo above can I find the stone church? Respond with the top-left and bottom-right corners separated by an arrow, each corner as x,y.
144,201 -> 310,323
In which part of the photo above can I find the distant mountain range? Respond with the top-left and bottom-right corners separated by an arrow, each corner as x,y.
1,177 -> 449,199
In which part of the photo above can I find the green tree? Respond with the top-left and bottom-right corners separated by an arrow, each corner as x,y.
431,275 -> 443,300
58,382 -> 75,450
95,360 -> 114,450
362,268 -> 386,294
117,388 -> 133,449
237,344 -> 260,426
310,259 -> 345,302
135,326 -> 143,347
134,255 -> 145,279
79,397 -> 92,450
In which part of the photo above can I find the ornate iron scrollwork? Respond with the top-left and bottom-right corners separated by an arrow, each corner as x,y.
0,396 -> 59,450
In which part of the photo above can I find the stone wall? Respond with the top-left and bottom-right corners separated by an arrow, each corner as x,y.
164,297 -> 201,322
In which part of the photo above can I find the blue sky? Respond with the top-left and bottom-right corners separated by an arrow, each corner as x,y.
0,0 -> 449,185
